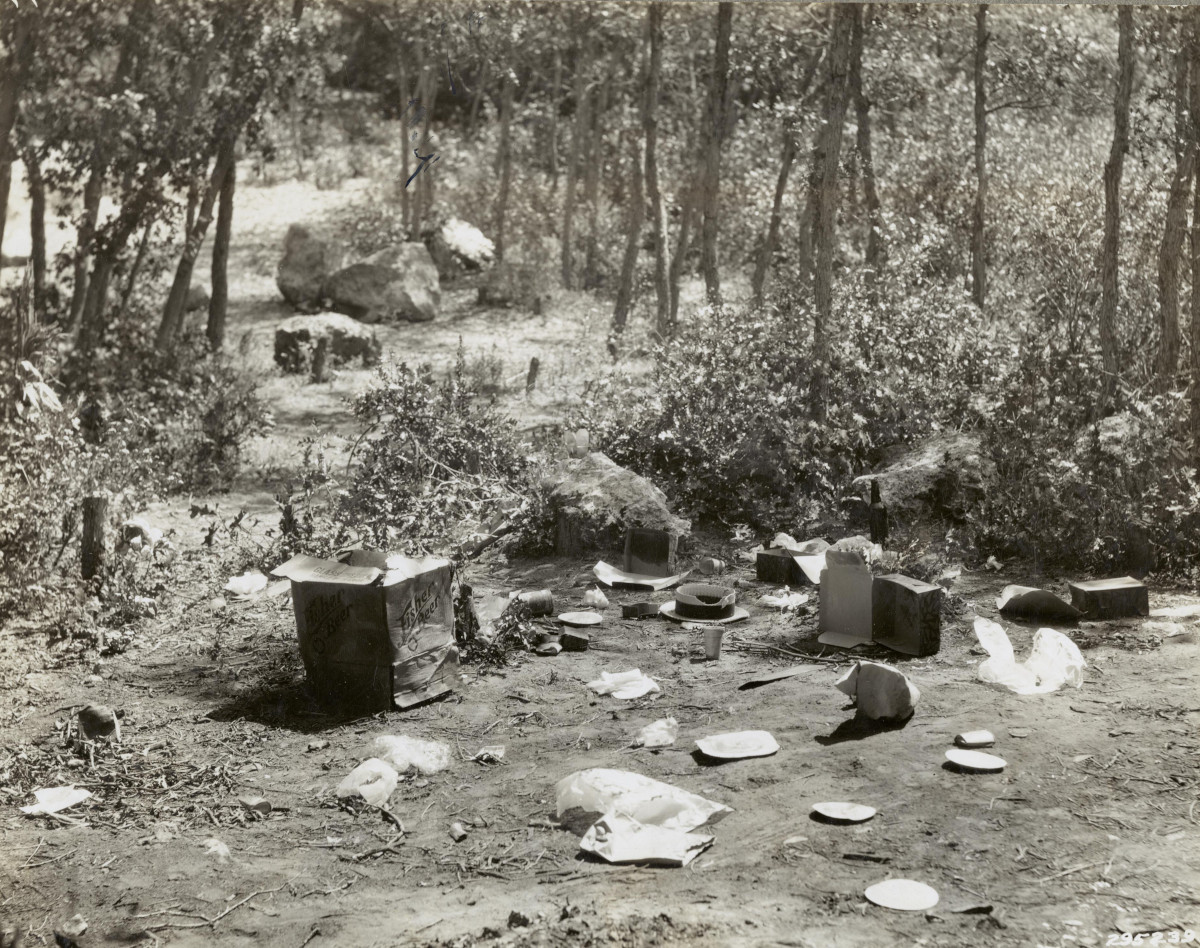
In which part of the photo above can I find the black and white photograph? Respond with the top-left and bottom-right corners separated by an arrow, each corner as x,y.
1,1 -> 1198,945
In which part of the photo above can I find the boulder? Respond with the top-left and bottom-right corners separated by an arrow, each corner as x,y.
429,218 -> 494,278
274,312 -> 382,374
851,431 -> 994,521
544,452 -> 691,559
364,242 -> 440,282
277,224 -> 341,309
323,262 -> 439,323
477,262 -> 543,311
185,284 -> 210,313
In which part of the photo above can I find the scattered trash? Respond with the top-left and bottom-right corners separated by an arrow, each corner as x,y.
865,879 -> 940,912
1149,602 -> 1200,619
985,556 -> 1003,571
594,561 -> 687,591
507,909 -> 532,929
973,618 -> 1086,695
1009,727 -> 1031,738
811,801 -> 876,823
945,748 -> 1007,772
835,661 -> 920,723
660,585 -> 749,624
696,557 -> 725,575
831,535 -> 883,563
582,588 -> 609,608
20,786 -> 92,816
517,589 -> 555,617
762,588 -> 809,611
60,915 -> 87,938
555,768 -> 731,832
273,552 -> 458,710
633,717 -> 678,748
203,838 -> 231,861
336,758 -> 398,807
307,740 -> 330,752
536,641 -> 563,656
772,532 -> 801,550
580,812 -> 714,867
818,552 -> 873,649
702,626 -> 724,661
372,735 -> 453,775
739,665 -> 811,690
1068,576 -> 1149,619
624,527 -> 678,578
997,585 -> 1082,621
238,795 -> 272,815
77,704 -> 120,741
209,597 -> 227,611
587,669 -> 661,700
449,821 -> 469,842
559,611 -> 603,627
695,730 -> 779,760
473,745 -> 506,764
783,835 -> 808,847
954,729 -> 995,748
561,630 -> 590,652
756,548 -> 806,586
621,601 -> 659,620
224,571 -> 268,599
872,573 -> 943,657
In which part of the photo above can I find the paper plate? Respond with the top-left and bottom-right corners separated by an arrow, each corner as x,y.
695,730 -> 780,760
945,748 -> 1006,772
811,801 -> 876,823
865,879 -> 940,912
558,612 -> 603,627
660,602 -> 750,625
954,729 -> 995,749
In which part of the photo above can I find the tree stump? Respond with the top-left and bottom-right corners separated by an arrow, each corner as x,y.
81,495 -> 108,580
525,356 -> 540,395
310,336 -> 329,384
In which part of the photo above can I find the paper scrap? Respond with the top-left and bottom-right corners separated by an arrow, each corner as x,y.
580,812 -> 713,867
593,561 -> 688,591
20,786 -> 92,816
588,669 -> 661,700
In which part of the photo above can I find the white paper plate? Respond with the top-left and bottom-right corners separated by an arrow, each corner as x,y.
954,729 -> 996,749
695,730 -> 780,760
865,879 -> 940,912
811,801 -> 876,823
945,748 -> 1006,772
558,612 -> 603,627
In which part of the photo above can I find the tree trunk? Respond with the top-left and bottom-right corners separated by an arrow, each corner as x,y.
644,4 -> 670,338
809,5 -> 856,422
68,170 -> 104,333
22,147 -> 46,319
115,220 -> 153,325
1157,22 -> 1195,389
81,495 -> 108,582
582,79 -> 607,290
971,5 -> 988,309
699,2 -> 734,305
751,127 -> 797,304
1189,9 -> 1200,450
668,174 -> 699,333
494,73 -> 514,264
852,6 -> 884,283
0,11 -> 38,263
611,132 -> 645,354
549,48 -> 562,189
208,145 -> 236,351
157,142 -> 235,350
1100,6 -> 1134,411
77,252 -> 117,352
467,58 -> 488,140
562,26 -> 591,289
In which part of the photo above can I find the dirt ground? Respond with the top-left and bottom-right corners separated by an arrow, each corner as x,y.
2,169 -> 1199,947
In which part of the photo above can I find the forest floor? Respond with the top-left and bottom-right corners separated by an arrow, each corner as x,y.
2,169 -> 1199,948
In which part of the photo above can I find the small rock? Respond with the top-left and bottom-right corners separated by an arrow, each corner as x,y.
78,704 -> 120,740
507,910 -> 531,929
449,822 -> 468,842
306,740 -> 330,752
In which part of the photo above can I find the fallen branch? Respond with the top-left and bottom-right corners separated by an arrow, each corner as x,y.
144,878 -> 295,932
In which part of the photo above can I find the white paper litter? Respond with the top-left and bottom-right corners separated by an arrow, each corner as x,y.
793,553 -> 826,585
203,838 -> 231,861
762,589 -> 809,611
973,617 -> 1086,695
223,572 -> 268,598
20,786 -> 92,816
633,717 -> 678,748
583,588 -> 609,608
835,661 -> 920,721
593,561 -> 687,591
587,669 -> 661,700
695,730 -> 780,760
772,532 -> 800,550
555,768 -> 731,832
372,735 -> 453,775
336,758 -> 398,807
580,812 -> 714,867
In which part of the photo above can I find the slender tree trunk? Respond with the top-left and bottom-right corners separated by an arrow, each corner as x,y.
208,147 -> 236,351
971,5 -> 988,309
809,5 -> 856,422
1189,9 -> 1200,450
399,59 -> 411,237
467,59 -> 488,140
494,73 -> 514,264
77,253 -> 117,352
668,175 -> 699,332
562,25 -> 591,288
0,12 -> 38,263
852,6 -> 884,282
582,79 -> 607,290
611,132 -> 645,353
1157,24 -> 1194,389
1100,6 -> 1134,411
22,147 -> 46,319
700,2 -> 734,305
644,4 -> 670,339
549,48 -> 562,189
751,127 -> 797,304
68,171 -> 103,333
115,220 -> 153,325
81,495 -> 108,581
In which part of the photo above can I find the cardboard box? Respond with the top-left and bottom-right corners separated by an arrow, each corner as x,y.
818,551 -> 873,649
1068,576 -> 1149,619
272,553 -> 459,711
873,573 -> 942,657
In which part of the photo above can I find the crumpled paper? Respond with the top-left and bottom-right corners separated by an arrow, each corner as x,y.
336,758 -> 398,807
633,717 -> 678,748
372,735 -> 453,775
20,786 -> 92,816
973,617 -> 1086,695
762,589 -> 809,611
835,660 -> 920,721
580,812 -> 713,867
587,669 -> 661,700
555,768 -> 730,832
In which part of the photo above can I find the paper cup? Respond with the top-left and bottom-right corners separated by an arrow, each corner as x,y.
703,627 -> 724,660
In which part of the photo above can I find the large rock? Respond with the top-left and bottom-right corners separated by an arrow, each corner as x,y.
477,262 -> 543,311
364,242 -> 439,281
322,262 -> 439,323
851,431 -> 994,521
277,225 -> 341,309
545,452 -> 691,559
274,312 -> 382,374
428,218 -> 495,279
